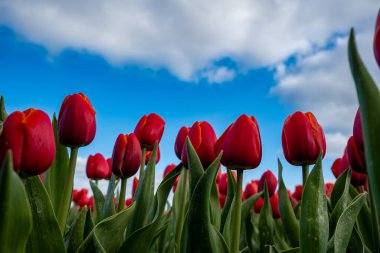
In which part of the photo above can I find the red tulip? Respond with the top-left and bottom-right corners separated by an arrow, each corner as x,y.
253,197 -> 264,213
125,197 -> 133,207
72,189 -> 79,203
325,183 -> 334,197
258,170 -> 278,197
219,115 -> 262,169
217,172 -> 236,195
164,164 -> 177,177
134,113 -> 165,150
216,168 -> 222,184
346,136 -> 366,173
337,152 -> 367,187
292,185 -> 303,201
214,123 -> 234,156
282,112 -> 326,165
88,196 -> 94,212
132,177 -> 139,196
0,109 -> 55,175
145,146 -> 160,165
374,9 -> 380,68
86,153 -> 109,180
181,121 -> 217,169
58,93 -> 96,147
270,193 -> 280,219
111,133 -> 142,178
219,193 -> 226,208
106,158 -> 112,179
174,126 -> 190,159
244,180 -> 259,200
353,109 -> 364,151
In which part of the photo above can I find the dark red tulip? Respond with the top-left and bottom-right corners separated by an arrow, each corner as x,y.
270,193 -> 280,219
145,146 -> 160,165
292,185 -> 303,201
174,126 -> 190,159
217,172 -> 236,195
244,180 -> 259,200
219,115 -> 262,169
88,196 -> 94,212
106,158 -> 112,179
0,109 -> 55,175
125,197 -> 133,207
219,193 -> 226,208
164,164 -> 177,177
282,112 -> 326,166
339,152 -> 367,187
331,158 -> 342,178
325,183 -> 334,197
58,93 -> 96,147
353,109 -> 364,151
181,121 -> 217,169
134,113 -> 165,150
253,197 -> 264,214
132,177 -> 139,196
86,153 -> 109,180
346,136 -> 366,173
111,133 -> 142,178
374,9 -> 380,68
258,170 -> 278,197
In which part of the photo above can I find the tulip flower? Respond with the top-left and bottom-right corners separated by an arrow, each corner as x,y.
353,109 -> 364,151
374,9 -> 380,68
270,193 -> 280,219
254,197 -> 264,214
134,113 -> 165,150
0,109 -> 55,176
164,164 -> 180,191
325,183 -> 334,197
181,121 -> 217,169
106,158 -> 112,179
125,198 -> 133,207
72,189 -> 79,203
145,146 -> 160,165
244,180 -> 259,200
346,136 -> 366,173
334,152 -> 367,187
217,172 -> 236,195
132,177 -> 139,196
174,126 -> 190,159
58,93 -> 96,147
214,123 -> 234,157
258,170 -> 278,197
292,185 -> 303,201
86,153 -> 109,180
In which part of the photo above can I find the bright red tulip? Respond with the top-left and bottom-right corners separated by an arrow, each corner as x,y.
217,172 -> 236,195
258,170 -> 278,197
134,113 -> 165,150
111,133 -> 142,178
145,146 -> 160,165
58,93 -> 96,147
86,153 -> 109,180
106,158 -> 112,179
353,109 -> 364,151
164,164 -> 177,177
181,121 -> 217,169
292,185 -> 303,201
132,177 -> 139,196
270,193 -> 280,219
174,126 -> 190,159
72,189 -> 79,203
214,123 -> 234,156
325,182 -> 334,197
282,112 -> 326,165
0,109 -> 55,175
125,197 -> 133,207
219,115 -> 262,169
331,158 -> 342,178
346,136 -> 366,173
374,9 -> 380,68
244,180 -> 259,200
88,196 -> 94,212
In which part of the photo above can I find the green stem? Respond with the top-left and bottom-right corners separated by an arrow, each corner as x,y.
139,147 -> 147,180
302,164 -> 309,187
118,178 -> 127,212
368,180 -> 380,253
57,147 -> 78,234
231,169 -> 243,253
175,167 -> 188,250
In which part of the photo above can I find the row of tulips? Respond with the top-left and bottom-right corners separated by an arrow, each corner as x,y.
0,21 -> 380,253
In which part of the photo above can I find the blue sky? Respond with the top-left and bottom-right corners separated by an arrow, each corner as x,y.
0,1 -> 378,194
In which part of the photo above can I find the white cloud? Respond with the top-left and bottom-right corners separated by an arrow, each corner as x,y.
199,66 -> 235,83
0,0 -> 377,81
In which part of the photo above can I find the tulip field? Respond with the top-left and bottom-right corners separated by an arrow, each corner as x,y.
1,19 -> 380,253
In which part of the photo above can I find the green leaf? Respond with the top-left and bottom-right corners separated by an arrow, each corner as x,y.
210,173 -> 221,228
78,203 -> 135,253
280,248 -> 300,253
300,155 -> 329,253
330,168 -> 351,209
259,182 -> 275,253
241,192 -> 263,227
278,159 -> 300,247
65,207 -> 88,252
333,193 -> 367,253
348,28 -> 380,218
220,169 -> 236,233
0,152 -> 32,253
186,137 -> 204,198
102,173 -> 116,219
90,180 -> 106,224
245,213 -> 259,253
0,95 -> 8,122
25,176 -> 65,253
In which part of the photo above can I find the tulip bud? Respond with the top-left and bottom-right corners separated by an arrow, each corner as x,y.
111,133 -> 142,178
270,193 -> 280,219
174,126 -> 190,159
292,185 -> 303,201
374,9 -> 380,68
0,109 -> 55,175
353,109 -> 364,151
72,189 -> 79,203
86,153 -> 109,180
244,180 -> 259,200
58,93 -> 96,147
331,158 -> 342,178
254,197 -> 264,214
105,158 -> 112,179
258,170 -> 278,197
325,182 -> 334,197
214,123 -> 234,156
219,115 -> 262,169
145,146 -> 160,165
163,164 -> 176,177
132,177 -> 139,196
282,112 -> 326,166
346,136 -> 366,173
217,172 -> 236,195
338,152 -> 367,187
125,198 -> 133,207
134,113 -> 165,150
181,121 -> 217,169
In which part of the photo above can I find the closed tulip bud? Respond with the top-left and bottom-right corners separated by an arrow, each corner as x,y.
86,153 -> 109,180
258,170 -> 278,197
72,189 -> 79,203
374,9 -> 380,68
292,185 -> 303,201
353,109 -> 364,151
181,121 -> 217,169
270,193 -> 280,219
219,193 -> 226,208
339,152 -> 367,187
244,180 -> 259,200
253,197 -> 264,214
0,109 -> 55,175
58,93 -> 96,147
214,123 -> 234,156
219,115 -> 262,169
164,164 -> 176,177
282,112 -> 326,166
111,133 -> 142,178
174,126 -> 190,159
106,158 -> 112,179
346,136 -> 366,173
217,172 -> 236,195
145,146 -> 160,165
134,113 -> 165,150
125,198 -> 133,207
331,158 -> 342,178
325,183 -> 334,197
132,177 -> 139,196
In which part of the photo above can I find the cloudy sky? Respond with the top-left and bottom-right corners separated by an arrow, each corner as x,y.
0,0 -> 379,196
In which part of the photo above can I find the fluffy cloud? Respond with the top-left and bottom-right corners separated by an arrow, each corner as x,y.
0,0 -> 377,81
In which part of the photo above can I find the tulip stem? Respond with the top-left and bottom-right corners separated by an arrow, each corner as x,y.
368,180 -> 380,252
139,147 -> 147,180
231,169 -> 243,253
118,178 -> 127,212
302,164 -> 309,186
58,147 -> 78,234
